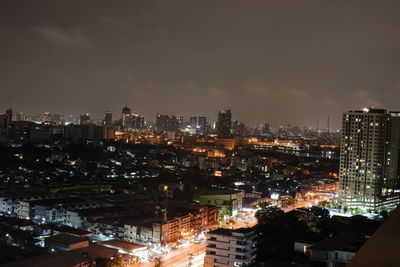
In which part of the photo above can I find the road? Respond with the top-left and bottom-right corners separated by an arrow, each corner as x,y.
139,242 -> 206,267
137,195 -> 332,266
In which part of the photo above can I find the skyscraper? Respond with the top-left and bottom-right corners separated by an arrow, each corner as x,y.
197,116 -> 207,135
155,114 -> 170,133
190,116 -> 198,130
122,106 -> 131,128
15,112 -> 24,121
217,110 -> 232,137
132,113 -> 144,129
338,108 -> 400,212
0,108 -> 12,141
80,113 -> 91,125
168,115 -> 180,132
104,111 -> 112,126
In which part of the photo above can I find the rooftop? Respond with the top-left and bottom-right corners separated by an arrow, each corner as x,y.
348,205 -> 400,266
27,197 -> 85,207
77,244 -> 117,259
46,233 -> 88,245
1,251 -> 89,267
99,239 -> 145,252
208,227 -> 256,236
202,189 -> 244,196
310,232 -> 367,253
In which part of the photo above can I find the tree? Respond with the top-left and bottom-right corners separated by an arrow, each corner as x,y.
380,210 -> 389,219
343,206 -> 348,213
255,206 -> 285,226
255,206 -> 309,261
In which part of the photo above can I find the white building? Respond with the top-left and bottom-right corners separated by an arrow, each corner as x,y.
339,108 -> 400,212
309,233 -> 367,266
205,227 -> 257,267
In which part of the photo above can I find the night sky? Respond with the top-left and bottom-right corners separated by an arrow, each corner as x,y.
1,0 -> 400,129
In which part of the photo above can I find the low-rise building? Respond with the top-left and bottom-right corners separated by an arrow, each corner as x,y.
200,190 -> 244,218
45,233 -> 89,251
123,202 -> 218,245
205,227 -> 257,267
309,233 -> 369,266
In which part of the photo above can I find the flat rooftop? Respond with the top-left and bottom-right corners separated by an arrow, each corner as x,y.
202,190 -> 244,196
99,239 -> 146,252
27,197 -> 84,207
208,227 -> 255,236
1,251 -> 89,267
46,233 -> 88,245
310,232 -> 367,253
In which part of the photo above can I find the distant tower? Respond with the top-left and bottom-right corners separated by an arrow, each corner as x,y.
197,116 -> 207,135
155,114 -> 170,133
15,112 -> 24,121
5,108 -> 12,125
42,112 -> 51,124
327,115 -> 330,135
80,113 -> 91,125
122,106 -> 131,128
190,116 -> 197,130
104,111 -> 112,126
217,110 -> 232,137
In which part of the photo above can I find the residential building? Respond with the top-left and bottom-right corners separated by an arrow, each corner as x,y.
205,227 -> 257,267
199,190 -> 244,218
338,108 -> 400,212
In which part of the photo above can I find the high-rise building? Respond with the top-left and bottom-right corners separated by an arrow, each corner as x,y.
204,227 -> 257,267
122,106 -> 131,128
104,111 -> 112,126
168,115 -> 180,132
6,108 -> 12,125
80,113 -> 91,125
177,116 -> 184,129
15,112 -> 25,121
262,123 -> 270,136
0,108 -> 12,141
197,116 -> 207,135
217,110 -> 232,137
338,108 -> 400,212
190,116 -> 197,130
155,114 -> 170,133
132,113 -> 144,129
42,112 -> 51,124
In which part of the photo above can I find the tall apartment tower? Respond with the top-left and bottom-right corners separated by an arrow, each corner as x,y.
217,110 -> 232,137
339,108 -> 400,212
205,228 -> 257,267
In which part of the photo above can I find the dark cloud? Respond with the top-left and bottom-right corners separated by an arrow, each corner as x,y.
1,0 -> 400,129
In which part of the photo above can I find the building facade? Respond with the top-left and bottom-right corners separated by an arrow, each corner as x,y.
339,108 -> 400,212
217,110 -> 232,137
205,228 -> 257,267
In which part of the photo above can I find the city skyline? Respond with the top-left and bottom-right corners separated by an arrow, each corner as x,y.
2,1 -> 400,129
7,106 -> 342,132
1,1 -> 400,266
